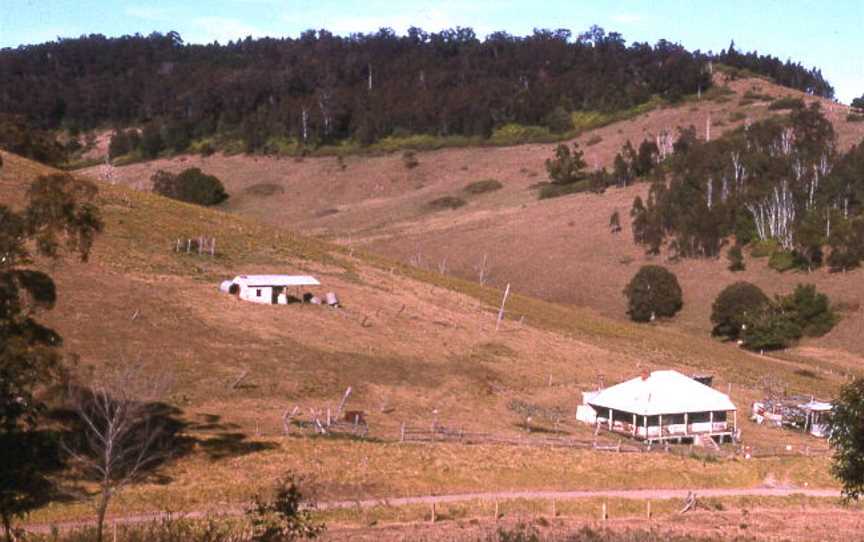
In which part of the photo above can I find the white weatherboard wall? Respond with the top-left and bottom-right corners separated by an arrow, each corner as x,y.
222,275 -> 321,305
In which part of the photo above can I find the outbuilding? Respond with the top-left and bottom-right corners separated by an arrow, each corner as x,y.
577,369 -> 738,444
220,275 -> 321,305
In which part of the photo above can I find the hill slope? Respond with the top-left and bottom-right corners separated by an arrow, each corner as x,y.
1,149 -> 853,525
81,75 -> 864,364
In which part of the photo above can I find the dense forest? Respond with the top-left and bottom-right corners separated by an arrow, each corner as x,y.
0,28 -> 833,155
627,102 -> 864,271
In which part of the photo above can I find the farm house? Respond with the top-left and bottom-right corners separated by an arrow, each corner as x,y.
576,370 -> 738,444
220,275 -> 321,305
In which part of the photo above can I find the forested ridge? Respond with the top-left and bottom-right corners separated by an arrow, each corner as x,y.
0,28 -> 833,153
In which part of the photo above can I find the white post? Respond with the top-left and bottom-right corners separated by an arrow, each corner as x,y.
632,413 -> 637,436
710,411 -> 714,433
659,414 -> 663,441
684,412 -> 689,435
495,283 -> 511,332
608,409 -> 613,431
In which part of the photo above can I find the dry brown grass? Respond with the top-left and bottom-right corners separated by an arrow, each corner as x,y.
2,88 -> 856,525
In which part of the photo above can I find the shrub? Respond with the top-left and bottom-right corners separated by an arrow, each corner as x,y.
544,105 -> 574,134
248,473 -> 325,541
401,150 -> 419,169
782,283 -> 836,337
828,377 -> 864,499
768,97 -> 805,110
537,180 -> 588,199
585,134 -> 603,146
741,303 -> 802,351
711,282 -> 769,340
846,113 -> 864,123
768,249 -> 796,272
151,168 -> 228,206
107,129 -> 130,159
750,239 -> 778,258
727,245 -> 745,271
426,195 -> 466,211
545,142 -> 587,185
623,265 -> 683,322
464,179 -> 503,195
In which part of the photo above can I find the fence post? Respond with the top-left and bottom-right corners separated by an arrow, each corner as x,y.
400,422 -> 406,442
646,500 -> 651,520
602,502 -> 608,522
551,499 -> 557,517
495,500 -> 500,520
431,502 -> 436,523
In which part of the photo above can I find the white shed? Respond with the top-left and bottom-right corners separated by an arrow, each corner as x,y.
220,275 -> 321,305
580,370 -> 737,444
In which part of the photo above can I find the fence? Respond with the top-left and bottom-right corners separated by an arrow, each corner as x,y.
396,423 -> 830,459
399,423 -> 643,453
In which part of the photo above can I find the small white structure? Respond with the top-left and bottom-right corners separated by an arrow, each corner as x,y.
578,370 -> 738,444
220,275 -> 320,305
800,400 -> 832,438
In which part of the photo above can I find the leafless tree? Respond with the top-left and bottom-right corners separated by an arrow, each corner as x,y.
64,364 -> 172,542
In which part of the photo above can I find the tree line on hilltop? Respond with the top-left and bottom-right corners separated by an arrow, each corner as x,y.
0,28 -> 833,158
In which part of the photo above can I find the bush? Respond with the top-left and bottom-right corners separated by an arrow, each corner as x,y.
401,150 -> 419,169
741,303 -> 802,351
727,245 -> 745,271
537,180 -> 588,199
585,134 -> 603,146
739,283 -> 836,350
544,105 -> 574,134
768,97 -> 805,110
846,113 -> 864,123
151,168 -> 228,206
711,282 -> 769,340
623,265 -> 683,322
782,283 -> 836,337
464,179 -> 503,195
426,195 -> 466,211
750,239 -> 778,258
545,142 -> 587,185
768,249 -> 796,272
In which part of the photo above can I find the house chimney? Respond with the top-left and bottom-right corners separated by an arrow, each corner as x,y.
641,369 -> 650,380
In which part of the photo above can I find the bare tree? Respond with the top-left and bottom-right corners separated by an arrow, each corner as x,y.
65,364 -> 172,542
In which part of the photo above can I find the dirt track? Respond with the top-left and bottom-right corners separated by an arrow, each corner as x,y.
24,487 -> 841,534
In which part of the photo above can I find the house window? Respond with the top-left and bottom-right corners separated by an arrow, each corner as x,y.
256,289 -> 262,297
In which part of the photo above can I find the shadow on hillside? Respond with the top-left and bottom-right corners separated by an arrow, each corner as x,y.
47,396 -> 277,491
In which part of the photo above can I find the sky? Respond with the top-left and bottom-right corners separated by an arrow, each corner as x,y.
2,0 -> 862,103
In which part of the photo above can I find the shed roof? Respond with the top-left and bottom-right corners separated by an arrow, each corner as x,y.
587,370 -> 736,416
234,275 -> 321,287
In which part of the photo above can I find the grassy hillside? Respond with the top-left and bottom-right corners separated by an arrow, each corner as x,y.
1,143 -> 852,527
78,75 -> 864,366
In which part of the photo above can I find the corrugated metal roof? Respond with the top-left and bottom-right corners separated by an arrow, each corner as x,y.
588,370 -> 736,416
234,275 -> 321,287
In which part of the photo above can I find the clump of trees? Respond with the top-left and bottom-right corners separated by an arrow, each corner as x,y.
151,168 -> 228,206
711,282 -> 769,340
629,104 -> 864,268
711,282 -> 836,350
623,265 -> 683,322
0,114 -> 66,165
539,142 -> 589,199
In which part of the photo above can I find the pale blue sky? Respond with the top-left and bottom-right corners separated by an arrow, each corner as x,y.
2,0 -> 862,102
